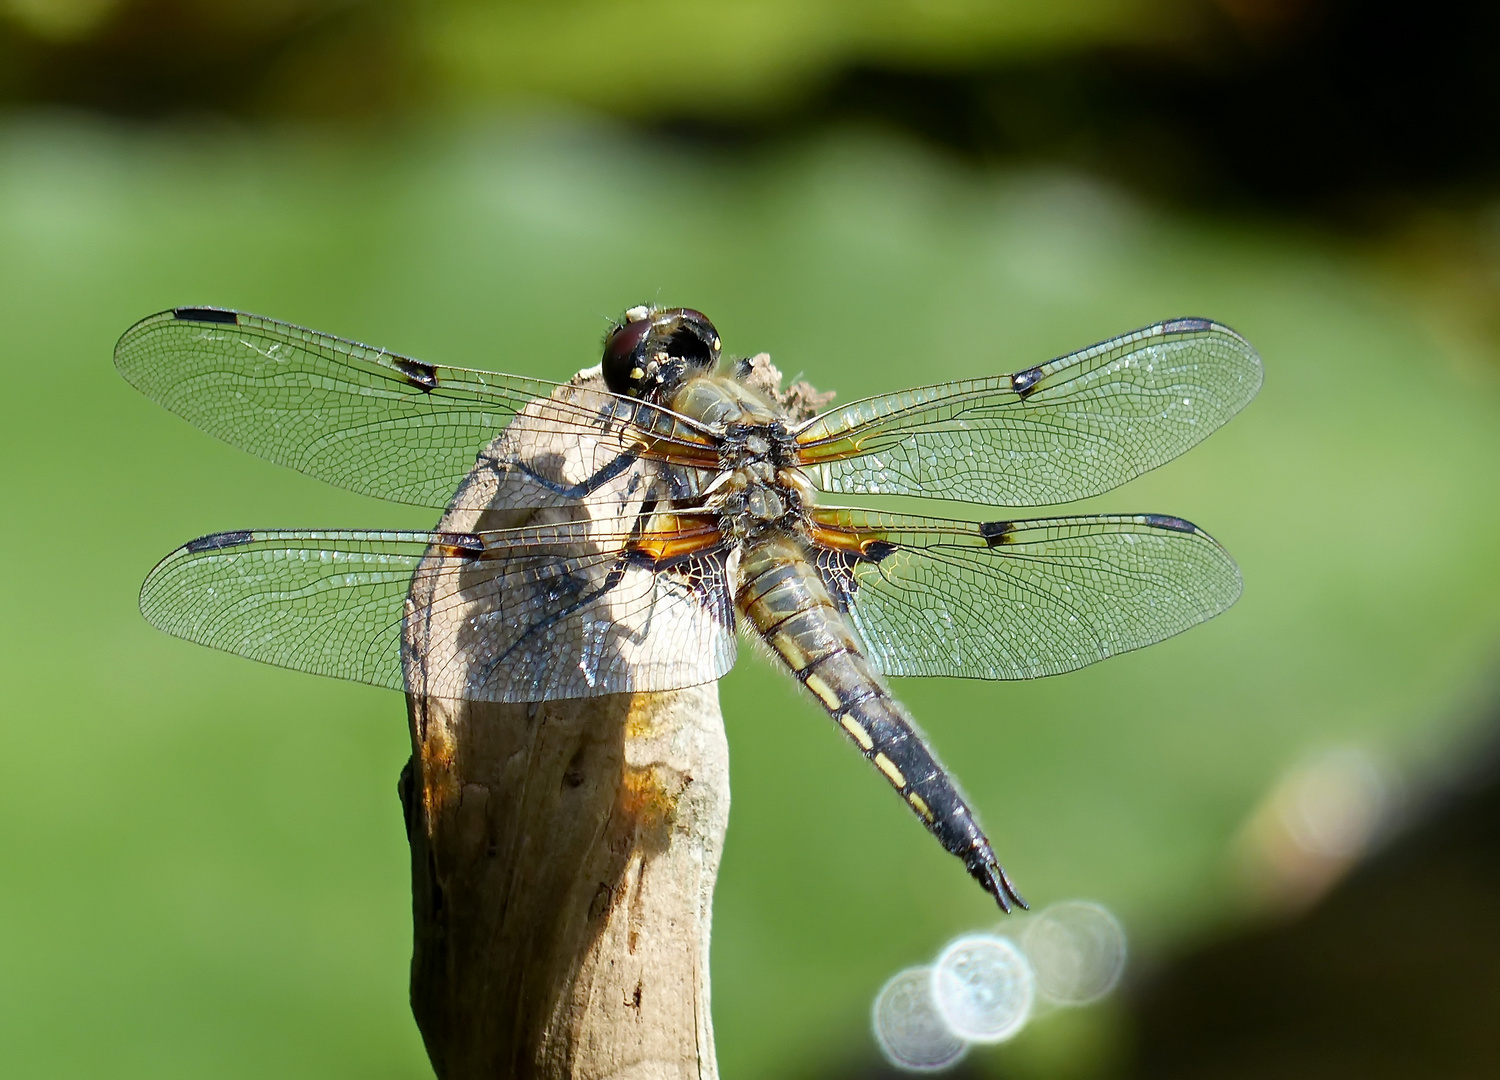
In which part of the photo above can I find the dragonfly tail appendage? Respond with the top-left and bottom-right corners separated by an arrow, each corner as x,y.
738,539 -> 1024,912
966,847 -> 1029,913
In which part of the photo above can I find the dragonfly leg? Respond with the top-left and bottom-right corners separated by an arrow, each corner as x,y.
511,447 -> 640,501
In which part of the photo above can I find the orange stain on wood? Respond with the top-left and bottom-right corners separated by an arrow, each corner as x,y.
624,693 -> 668,739
619,762 -> 687,833
421,723 -> 460,819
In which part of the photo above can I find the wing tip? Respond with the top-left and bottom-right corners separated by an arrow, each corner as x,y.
114,307 -> 241,378
1157,315 -> 1265,392
1135,514 -> 1244,605
139,530 -> 259,624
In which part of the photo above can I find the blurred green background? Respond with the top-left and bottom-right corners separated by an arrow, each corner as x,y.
3,1 -> 1500,1078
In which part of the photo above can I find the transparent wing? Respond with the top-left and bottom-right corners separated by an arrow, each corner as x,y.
140,516 -> 735,702
808,507 -> 1241,679
115,308 -> 723,512
794,319 -> 1262,506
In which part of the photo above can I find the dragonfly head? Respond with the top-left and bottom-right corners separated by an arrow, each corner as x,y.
603,306 -> 721,398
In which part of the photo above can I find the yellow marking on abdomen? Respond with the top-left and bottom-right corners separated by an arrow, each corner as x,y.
840,715 -> 874,751
874,752 -> 906,789
803,671 -> 842,711
907,792 -> 934,822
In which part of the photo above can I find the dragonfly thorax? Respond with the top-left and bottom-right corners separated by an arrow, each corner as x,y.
708,426 -> 816,543
662,372 -> 812,544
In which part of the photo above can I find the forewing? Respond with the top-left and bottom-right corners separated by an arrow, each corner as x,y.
808,508 -> 1241,680
115,308 -> 722,512
141,518 -> 736,702
795,319 -> 1261,506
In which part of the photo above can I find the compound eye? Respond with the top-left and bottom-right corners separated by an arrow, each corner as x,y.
657,308 -> 720,369
602,317 -> 651,394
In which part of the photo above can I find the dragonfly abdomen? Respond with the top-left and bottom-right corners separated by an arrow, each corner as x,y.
736,537 -> 1027,912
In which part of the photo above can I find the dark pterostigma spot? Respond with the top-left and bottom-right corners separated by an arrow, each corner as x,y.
1141,514 -> 1197,533
185,529 -> 255,553
979,520 -> 1015,547
173,307 -> 238,325
1010,365 -> 1043,399
1159,317 -> 1215,334
393,357 -> 439,392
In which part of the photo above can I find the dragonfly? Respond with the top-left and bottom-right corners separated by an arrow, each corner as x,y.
116,304 -> 1261,911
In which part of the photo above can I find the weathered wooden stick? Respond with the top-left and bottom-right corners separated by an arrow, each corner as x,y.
400,686 -> 727,1080
400,367 -> 729,1080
